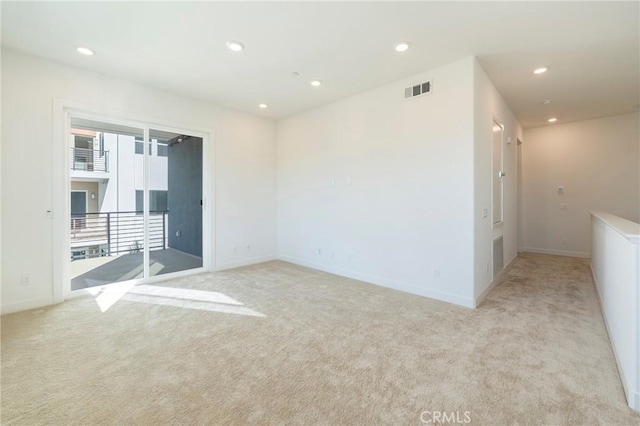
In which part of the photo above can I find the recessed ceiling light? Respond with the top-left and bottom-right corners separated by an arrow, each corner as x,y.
533,67 -> 548,74
258,103 -> 268,109
548,117 -> 558,123
76,47 -> 94,56
226,41 -> 244,52
542,99 -> 552,106
310,80 -> 323,87
395,42 -> 410,52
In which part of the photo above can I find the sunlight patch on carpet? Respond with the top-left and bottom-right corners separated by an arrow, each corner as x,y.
122,293 -> 265,317
85,282 -> 264,316
130,285 -> 244,306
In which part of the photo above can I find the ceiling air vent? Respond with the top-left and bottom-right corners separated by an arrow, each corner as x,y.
404,80 -> 431,100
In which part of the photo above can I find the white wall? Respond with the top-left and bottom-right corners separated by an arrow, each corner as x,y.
117,135 -> 138,212
522,113 -> 640,258
1,49 -> 277,313
99,133 -> 120,213
473,59 -> 523,300
135,141 -> 168,193
591,211 -> 640,411
277,57 -> 477,307
0,42 -> 3,310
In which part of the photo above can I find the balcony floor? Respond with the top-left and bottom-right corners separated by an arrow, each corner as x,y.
71,248 -> 203,291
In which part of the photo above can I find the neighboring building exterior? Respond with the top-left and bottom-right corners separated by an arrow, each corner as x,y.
70,129 -> 169,260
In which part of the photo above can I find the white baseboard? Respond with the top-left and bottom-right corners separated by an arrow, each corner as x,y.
521,247 -> 590,259
277,254 -> 475,308
1,297 -> 58,315
215,255 -> 276,272
474,254 -> 518,308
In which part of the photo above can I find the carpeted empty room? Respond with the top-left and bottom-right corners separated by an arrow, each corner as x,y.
2,3 -> 639,424
2,254 -> 638,425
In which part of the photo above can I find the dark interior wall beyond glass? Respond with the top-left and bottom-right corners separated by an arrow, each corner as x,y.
136,190 -> 168,212
167,136 -> 203,257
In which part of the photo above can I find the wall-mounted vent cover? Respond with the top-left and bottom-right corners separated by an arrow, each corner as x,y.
404,81 -> 431,99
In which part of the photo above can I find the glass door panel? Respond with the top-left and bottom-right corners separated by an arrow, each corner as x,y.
147,129 -> 203,277
69,118 -> 145,290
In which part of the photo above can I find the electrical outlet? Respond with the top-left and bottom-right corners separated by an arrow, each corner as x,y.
434,269 -> 440,279
561,237 -> 567,245
21,274 -> 31,286
318,249 -> 322,255
246,245 -> 251,251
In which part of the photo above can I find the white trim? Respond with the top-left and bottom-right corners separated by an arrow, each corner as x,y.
52,100 -> 71,305
203,127 -> 215,273
591,211 -> 640,244
277,255 -> 475,308
520,247 -> 590,259
215,256 -> 277,271
491,118 -> 504,228
143,126 -> 150,279
1,297 -> 59,315
52,99 -> 215,303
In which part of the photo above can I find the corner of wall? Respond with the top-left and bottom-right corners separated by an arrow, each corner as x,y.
472,59 -> 523,302
275,56 -> 477,308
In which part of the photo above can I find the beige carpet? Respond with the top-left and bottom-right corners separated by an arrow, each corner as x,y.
2,254 -> 639,425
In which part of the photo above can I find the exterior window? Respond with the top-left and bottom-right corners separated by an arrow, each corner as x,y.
136,190 -> 168,213
98,133 -> 105,157
157,143 -> 168,157
135,139 -> 152,155
135,190 -> 143,212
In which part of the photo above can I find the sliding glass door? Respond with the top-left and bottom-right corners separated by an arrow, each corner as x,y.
68,117 -> 203,291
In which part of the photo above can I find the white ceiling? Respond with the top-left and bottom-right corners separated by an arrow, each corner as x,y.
2,2 -> 638,127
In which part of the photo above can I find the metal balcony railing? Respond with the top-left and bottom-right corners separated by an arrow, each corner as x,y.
70,210 -> 168,260
70,147 -> 109,172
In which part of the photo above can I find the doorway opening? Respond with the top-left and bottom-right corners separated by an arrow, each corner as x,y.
67,116 -> 205,291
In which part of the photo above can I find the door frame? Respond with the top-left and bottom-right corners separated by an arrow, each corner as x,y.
53,99 -> 215,302
70,190 -> 88,215
491,118 -> 505,228
517,138 -> 523,252
70,189 -> 88,231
